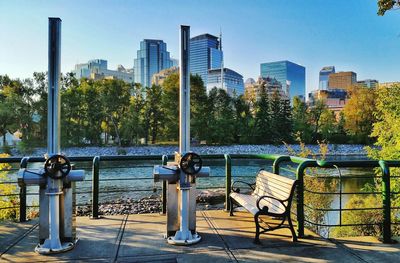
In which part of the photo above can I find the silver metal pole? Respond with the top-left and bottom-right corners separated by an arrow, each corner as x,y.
179,25 -> 190,153
48,17 -> 61,155
39,17 -> 64,254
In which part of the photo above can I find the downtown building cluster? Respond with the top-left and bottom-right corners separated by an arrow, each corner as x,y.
71,33 -> 308,103
72,33 -> 246,97
309,66 -> 380,115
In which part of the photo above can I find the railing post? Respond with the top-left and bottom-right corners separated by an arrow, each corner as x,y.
296,162 -> 306,238
379,160 -> 392,243
273,155 -> 290,175
161,155 -> 168,214
225,154 -> 232,211
91,156 -> 100,219
18,157 -> 29,222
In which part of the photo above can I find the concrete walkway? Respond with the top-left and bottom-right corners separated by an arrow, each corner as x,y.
1,210 -> 399,262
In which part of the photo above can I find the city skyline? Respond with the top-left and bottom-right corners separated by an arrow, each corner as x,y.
1,0 -> 400,94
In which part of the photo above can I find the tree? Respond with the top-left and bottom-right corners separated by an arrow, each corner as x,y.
0,78 -> 32,146
143,84 -> 163,144
253,86 -> 271,143
319,109 -> 336,141
269,92 -> 292,144
160,73 -> 179,141
309,99 -> 327,143
98,79 -> 130,146
32,72 -> 48,144
232,95 -> 253,143
378,0 -> 400,15
120,83 -> 145,145
343,85 -> 376,144
190,75 -> 209,141
367,84 -> 400,160
207,88 -> 235,144
292,96 -> 312,143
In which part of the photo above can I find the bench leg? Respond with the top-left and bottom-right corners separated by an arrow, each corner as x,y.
288,215 -> 297,242
229,197 -> 234,216
254,214 -> 261,244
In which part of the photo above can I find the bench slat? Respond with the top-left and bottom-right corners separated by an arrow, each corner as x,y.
254,182 -> 292,200
231,170 -> 296,216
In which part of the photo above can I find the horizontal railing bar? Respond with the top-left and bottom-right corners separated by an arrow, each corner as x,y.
304,175 -> 382,179
0,206 -> 19,210
0,181 -> 18,184
303,191 -> 381,195
304,219 -> 381,227
304,204 -> 383,212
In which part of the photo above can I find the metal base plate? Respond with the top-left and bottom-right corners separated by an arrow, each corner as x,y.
35,239 -> 78,254
167,233 -> 201,246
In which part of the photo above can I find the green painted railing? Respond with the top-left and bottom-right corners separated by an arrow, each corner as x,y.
224,154 -> 400,243
1,153 -> 399,243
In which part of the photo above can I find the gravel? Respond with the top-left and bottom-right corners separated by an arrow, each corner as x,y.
13,144 -> 370,157
77,190 -> 226,216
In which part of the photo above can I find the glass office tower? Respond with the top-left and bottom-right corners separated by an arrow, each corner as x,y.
134,39 -> 173,88
319,66 -> 335,90
207,68 -> 244,96
190,34 -> 222,86
260,60 -> 305,103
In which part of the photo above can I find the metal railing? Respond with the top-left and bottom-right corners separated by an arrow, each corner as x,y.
1,153 -> 399,243
224,154 -> 400,243
0,154 -> 229,221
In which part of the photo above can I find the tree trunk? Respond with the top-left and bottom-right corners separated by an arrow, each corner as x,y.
109,115 -> 121,147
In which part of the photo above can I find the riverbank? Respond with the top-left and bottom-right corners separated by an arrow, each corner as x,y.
11,144 -> 370,157
77,190 -> 226,216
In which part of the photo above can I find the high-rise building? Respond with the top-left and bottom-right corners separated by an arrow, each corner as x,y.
134,39 -> 173,88
190,34 -> 223,86
171,58 -> 179,67
206,68 -> 244,96
260,60 -> 305,103
244,76 -> 286,102
328,71 -> 357,89
357,79 -> 379,89
319,66 -> 335,90
151,66 -> 179,86
73,59 -> 134,83
308,89 -> 347,116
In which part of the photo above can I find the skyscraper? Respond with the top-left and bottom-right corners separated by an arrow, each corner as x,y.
190,34 -> 222,86
206,68 -> 244,96
328,71 -> 357,90
73,59 -> 134,83
134,39 -> 173,88
319,66 -> 335,90
260,60 -> 306,103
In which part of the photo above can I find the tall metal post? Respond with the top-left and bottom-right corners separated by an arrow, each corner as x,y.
179,25 -> 190,154
43,17 -> 63,252
225,154 -> 231,211
48,18 -> 61,155
380,160 -> 392,243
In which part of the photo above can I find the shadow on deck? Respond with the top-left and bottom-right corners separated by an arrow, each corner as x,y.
1,210 -> 399,262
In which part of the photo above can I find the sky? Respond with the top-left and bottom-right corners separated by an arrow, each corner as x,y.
0,0 -> 399,94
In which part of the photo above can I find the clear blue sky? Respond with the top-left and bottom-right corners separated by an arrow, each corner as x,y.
0,0 -> 399,94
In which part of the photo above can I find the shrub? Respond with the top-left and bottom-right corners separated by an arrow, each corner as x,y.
0,153 -> 18,221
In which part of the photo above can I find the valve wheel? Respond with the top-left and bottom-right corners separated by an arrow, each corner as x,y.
44,154 -> 71,179
180,152 -> 202,175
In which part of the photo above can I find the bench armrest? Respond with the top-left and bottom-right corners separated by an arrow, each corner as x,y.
231,180 -> 255,193
256,195 -> 287,212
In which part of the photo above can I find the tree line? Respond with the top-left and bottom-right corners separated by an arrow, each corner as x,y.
0,72 -> 376,151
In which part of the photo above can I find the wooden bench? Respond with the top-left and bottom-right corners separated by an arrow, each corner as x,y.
229,169 -> 298,243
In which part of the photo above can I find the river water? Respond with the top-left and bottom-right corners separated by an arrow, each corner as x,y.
12,155 -> 375,229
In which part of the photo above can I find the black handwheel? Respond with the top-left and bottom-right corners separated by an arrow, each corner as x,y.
180,152 -> 202,175
44,154 -> 71,179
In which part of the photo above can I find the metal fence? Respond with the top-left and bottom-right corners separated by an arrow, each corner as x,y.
1,154 -> 399,243
224,154 -> 400,243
